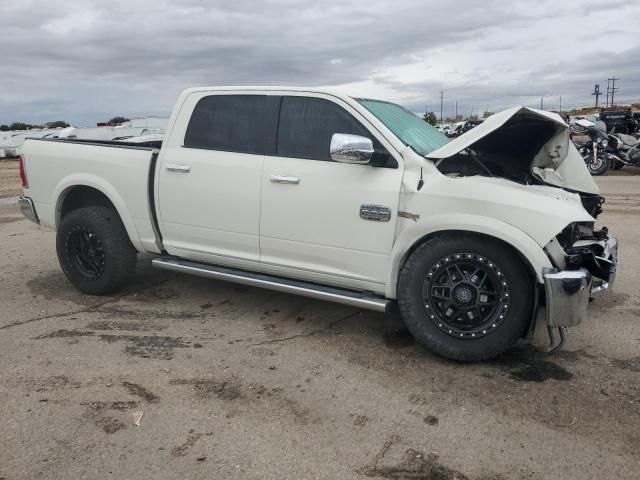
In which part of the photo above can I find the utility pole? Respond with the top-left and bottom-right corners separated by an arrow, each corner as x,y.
559,96 -> 562,113
455,101 -> 458,120
607,77 -> 619,106
439,91 -> 444,123
540,97 -> 544,110
591,83 -> 601,107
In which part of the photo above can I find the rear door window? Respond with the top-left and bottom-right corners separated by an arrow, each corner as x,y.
184,94 -> 278,154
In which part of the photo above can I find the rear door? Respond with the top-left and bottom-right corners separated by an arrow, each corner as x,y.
259,94 -> 403,291
157,92 -> 279,264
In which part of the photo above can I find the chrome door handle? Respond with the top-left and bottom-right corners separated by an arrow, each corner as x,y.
166,164 -> 191,173
270,175 -> 300,184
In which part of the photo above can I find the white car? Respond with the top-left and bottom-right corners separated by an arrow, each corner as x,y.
18,87 -> 617,361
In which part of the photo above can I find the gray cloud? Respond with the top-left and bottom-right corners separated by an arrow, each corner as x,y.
1,0 -> 639,125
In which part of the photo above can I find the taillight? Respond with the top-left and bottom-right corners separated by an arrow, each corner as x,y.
19,154 -> 28,189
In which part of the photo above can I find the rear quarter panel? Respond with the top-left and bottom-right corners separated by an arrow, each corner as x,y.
22,139 -> 157,253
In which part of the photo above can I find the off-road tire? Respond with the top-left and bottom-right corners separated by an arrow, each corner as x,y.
56,206 -> 137,295
397,234 -> 534,361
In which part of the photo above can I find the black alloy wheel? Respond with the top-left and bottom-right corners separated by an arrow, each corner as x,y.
422,253 -> 509,339
65,225 -> 106,280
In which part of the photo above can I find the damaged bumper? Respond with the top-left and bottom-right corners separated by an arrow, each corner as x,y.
543,234 -> 618,328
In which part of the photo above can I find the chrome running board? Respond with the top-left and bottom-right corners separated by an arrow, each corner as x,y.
152,257 -> 392,313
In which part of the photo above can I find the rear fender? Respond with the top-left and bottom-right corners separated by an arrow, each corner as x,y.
52,174 -> 144,252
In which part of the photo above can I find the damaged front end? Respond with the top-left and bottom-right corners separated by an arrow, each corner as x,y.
542,222 -> 618,350
425,106 -> 619,350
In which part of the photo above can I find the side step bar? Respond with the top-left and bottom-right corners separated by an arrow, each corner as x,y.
152,257 -> 393,313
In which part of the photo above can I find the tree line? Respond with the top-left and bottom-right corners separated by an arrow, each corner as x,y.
0,117 -> 130,131
0,121 -> 70,131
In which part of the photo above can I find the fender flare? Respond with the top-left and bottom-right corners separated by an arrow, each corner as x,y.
52,174 -> 144,252
385,213 -> 552,298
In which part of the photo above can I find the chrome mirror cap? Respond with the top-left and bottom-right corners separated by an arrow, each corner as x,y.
330,133 -> 374,164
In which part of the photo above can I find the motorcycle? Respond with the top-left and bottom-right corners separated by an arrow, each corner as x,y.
607,128 -> 640,169
571,119 -> 611,175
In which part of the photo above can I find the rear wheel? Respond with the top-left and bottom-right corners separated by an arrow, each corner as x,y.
56,206 -> 137,295
397,234 -> 534,361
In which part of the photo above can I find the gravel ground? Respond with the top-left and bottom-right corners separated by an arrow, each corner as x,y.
0,159 -> 21,198
0,175 -> 638,480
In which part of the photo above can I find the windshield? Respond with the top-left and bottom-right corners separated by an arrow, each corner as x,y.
356,98 -> 449,156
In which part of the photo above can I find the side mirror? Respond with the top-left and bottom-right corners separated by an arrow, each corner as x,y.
330,133 -> 374,164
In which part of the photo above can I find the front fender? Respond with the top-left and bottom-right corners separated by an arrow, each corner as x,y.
385,213 -> 552,298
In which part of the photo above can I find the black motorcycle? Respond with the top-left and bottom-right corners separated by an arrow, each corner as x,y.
571,120 -> 611,175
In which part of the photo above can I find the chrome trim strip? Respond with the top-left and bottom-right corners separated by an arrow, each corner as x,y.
152,257 -> 391,312
18,196 -> 39,224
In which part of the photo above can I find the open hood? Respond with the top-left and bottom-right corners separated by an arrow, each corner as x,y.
426,106 -> 600,195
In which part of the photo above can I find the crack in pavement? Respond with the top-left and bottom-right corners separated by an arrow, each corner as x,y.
0,277 -> 175,331
249,310 -> 363,347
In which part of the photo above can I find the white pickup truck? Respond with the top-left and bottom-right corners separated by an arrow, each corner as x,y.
19,87 -> 618,361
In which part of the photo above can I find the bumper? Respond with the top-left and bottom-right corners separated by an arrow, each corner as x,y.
18,196 -> 39,224
543,235 -> 618,328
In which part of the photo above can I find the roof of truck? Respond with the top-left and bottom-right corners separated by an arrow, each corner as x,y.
183,85 -> 353,96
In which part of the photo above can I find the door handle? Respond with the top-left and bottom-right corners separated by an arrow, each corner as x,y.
270,175 -> 300,184
166,164 -> 191,173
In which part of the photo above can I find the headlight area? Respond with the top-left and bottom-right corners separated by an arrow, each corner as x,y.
546,222 -> 618,287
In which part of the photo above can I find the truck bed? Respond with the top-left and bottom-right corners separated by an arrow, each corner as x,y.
21,137 -> 161,254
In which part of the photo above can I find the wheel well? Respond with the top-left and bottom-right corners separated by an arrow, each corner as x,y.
58,186 -> 116,224
399,230 -> 537,284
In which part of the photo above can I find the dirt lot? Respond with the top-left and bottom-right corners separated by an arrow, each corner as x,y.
0,159 -> 21,198
0,174 -> 638,480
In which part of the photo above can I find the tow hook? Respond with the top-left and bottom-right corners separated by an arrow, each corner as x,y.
546,325 -> 567,354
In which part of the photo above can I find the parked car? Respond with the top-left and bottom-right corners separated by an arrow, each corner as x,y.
19,87 -> 618,361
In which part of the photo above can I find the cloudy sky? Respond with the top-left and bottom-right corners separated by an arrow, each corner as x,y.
2,0 -> 640,126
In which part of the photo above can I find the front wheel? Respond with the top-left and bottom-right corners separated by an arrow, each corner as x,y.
56,206 -> 137,295
585,151 -> 610,175
397,234 -> 534,361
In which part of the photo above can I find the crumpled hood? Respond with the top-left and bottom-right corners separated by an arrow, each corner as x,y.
426,106 -> 600,195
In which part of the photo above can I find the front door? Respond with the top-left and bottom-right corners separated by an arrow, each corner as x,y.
260,95 -> 403,291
